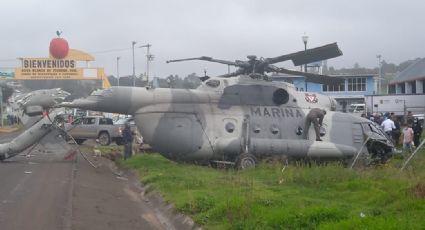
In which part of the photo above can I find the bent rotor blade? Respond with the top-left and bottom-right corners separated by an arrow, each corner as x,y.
264,43 -> 343,66
268,66 -> 345,84
167,56 -> 242,67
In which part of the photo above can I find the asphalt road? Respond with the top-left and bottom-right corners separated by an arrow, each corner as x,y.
0,135 -> 182,230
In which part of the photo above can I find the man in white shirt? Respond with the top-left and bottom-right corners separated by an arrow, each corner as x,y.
381,117 -> 396,138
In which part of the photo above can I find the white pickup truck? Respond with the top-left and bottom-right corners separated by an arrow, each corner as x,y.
65,116 -> 122,145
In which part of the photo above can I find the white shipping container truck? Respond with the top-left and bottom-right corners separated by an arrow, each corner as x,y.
365,94 -> 425,115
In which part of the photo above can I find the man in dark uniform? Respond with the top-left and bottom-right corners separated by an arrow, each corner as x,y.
412,118 -> 423,147
303,108 -> 327,141
392,115 -> 401,145
406,111 -> 414,125
122,122 -> 134,160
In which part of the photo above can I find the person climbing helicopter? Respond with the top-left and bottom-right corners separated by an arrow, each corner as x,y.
303,108 -> 327,141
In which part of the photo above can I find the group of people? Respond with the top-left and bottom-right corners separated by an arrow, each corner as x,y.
6,114 -> 20,126
362,111 -> 423,152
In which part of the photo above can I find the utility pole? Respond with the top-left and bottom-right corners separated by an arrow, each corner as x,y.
302,34 -> 309,91
0,89 -> 3,127
376,54 -> 382,94
116,57 -> 120,86
132,41 -> 137,87
139,44 -> 153,84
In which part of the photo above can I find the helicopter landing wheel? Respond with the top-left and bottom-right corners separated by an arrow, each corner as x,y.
236,153 -> 257,169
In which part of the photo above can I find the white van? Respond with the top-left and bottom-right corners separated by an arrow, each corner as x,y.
348,103 -> 366,113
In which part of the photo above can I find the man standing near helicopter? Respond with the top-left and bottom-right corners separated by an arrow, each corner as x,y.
303,108 -> 327,141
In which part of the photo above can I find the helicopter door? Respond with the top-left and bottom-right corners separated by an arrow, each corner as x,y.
241,115 -> 250,154
153,115 -> 195,158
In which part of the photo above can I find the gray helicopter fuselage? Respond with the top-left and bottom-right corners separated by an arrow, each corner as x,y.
63,77 -> 393,163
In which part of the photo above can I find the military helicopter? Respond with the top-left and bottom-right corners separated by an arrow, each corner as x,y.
61,43 -> 394,168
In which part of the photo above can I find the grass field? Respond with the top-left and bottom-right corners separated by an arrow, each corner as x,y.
119,145 -> 425,229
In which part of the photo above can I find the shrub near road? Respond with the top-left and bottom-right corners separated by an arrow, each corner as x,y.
120,148 -> 425,229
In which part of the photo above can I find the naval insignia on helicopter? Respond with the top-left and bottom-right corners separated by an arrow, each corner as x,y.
305,93 -> 318,103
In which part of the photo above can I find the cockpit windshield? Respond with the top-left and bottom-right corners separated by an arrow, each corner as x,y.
205,79 -> 220,88
90,88 -> 114,97
367,122 -> 387,137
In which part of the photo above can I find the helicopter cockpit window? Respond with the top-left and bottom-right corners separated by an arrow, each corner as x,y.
273,89 -> 289,105
206,80 -> 220,88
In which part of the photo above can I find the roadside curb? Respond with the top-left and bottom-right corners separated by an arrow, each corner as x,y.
114,160 -> 201,230
0,127 -> 19,133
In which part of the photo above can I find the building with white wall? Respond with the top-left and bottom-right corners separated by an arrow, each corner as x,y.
389,58 -> 425,95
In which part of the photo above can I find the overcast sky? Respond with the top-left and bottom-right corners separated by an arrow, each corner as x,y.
1,0 -> 424,78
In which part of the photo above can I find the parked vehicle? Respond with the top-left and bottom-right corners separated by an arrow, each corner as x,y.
413,114 -> 424,125
348,103 -> 365,113
365,94 -> 425,116
65,116 -> 121,145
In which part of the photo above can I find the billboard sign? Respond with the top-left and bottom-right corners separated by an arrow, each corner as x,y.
14,58 -> 103,80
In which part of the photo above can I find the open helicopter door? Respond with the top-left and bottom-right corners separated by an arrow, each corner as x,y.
234,115 -> 258,169
241,115 -> 251,154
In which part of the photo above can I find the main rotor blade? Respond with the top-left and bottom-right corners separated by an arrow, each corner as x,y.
268,66 -> 345,84
167,56 -> 242,67
166,57 -> 207,63
264,43 -> 343,66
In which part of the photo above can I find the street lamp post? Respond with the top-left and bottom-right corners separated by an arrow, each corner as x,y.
139,44 -> 153,84
0,89 -> 3,127
116,57 -> 120,87
302,34 -> 309,91
132,41 -> 137,87
376,54 -> 382,94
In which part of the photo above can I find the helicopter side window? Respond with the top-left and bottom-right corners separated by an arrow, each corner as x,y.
225,122 -> 235,133
206,80 -> 220,88
273,89 -> 289,105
